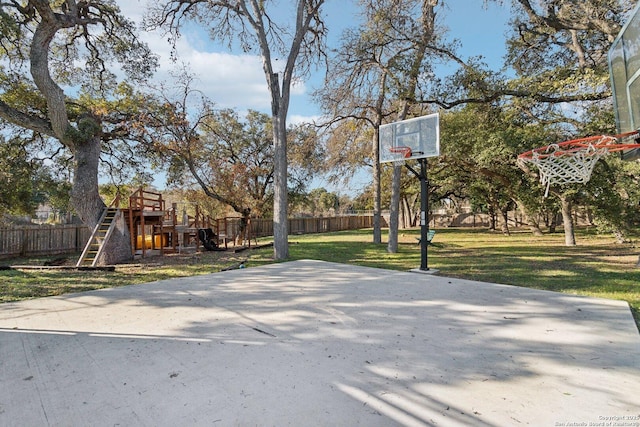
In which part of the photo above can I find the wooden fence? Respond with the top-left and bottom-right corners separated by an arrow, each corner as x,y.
0,225 -> 92,259
0,215 -> 377,259
250,215 -> 377,238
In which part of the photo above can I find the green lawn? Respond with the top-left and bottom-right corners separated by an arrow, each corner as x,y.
2,228 -> 639,330
283,228 -> 640,329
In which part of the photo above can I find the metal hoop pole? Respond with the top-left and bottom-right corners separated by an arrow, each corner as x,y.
419,158 -> 430,271
404,158 -> 430,271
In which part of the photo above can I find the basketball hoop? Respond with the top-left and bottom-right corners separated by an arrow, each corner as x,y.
389,146 -> 412,166
517,131 -> 640,196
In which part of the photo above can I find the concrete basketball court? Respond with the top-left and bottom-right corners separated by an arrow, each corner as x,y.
1,260 -> 639,426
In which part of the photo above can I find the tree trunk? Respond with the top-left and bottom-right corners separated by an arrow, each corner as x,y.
371,71 -> 389,246
256,0 -> 325,259
235,208 -> 252,246
530,222 -> 544,236
72,146 -> 134,266
373,127 -> 382,244
399,195 -> 410,229
500,207 -> 510,236
560,195 -> 576,246
549,211 -> 558,233
72,136 -> 132,265
30,18 -> 132,266
402,193 -> 419,228
98,213 -> 133,265
272,112 -> 289,259
518,202 -> 544,236
488,207 -> 497,231
71,137 -> 106,228
412,196 -> 419,227
387,165 -> 402,253
385,0 -> 436,250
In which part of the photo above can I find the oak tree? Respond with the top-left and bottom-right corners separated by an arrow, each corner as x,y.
147,73 -> 321,230
316,0 -> 447,249
145,0 -> 328,259
0,0 -> 157,263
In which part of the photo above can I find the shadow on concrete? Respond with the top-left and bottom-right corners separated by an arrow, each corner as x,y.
1,260 -> 639,426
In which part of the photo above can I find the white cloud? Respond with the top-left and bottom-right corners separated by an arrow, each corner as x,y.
116,0 -> 148,28
116,0 -> 314,116
179,50 -> 271,110
135,29 -> 270,111
288,114 -> 321,126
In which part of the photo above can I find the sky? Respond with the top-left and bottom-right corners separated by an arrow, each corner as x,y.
115,0 -> 514,192
117,0 -> 513,119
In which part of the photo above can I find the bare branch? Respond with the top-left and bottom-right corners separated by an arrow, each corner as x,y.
419,86 -> 610,109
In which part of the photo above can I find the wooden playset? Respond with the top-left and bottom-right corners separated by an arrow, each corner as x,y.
77,187 -> 252,266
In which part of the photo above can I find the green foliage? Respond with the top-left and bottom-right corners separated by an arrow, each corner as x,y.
0,69 -> 48,117
352,187 -> 375,211
199,109 -> 276,215
45,180 -> 73,218
99,183 -> 136,208
0,136 -> 72,219
583,156 -> 640,237
155,101 -> 322,217
422,0 -> 638,239
431,104 -> 524,225
579,102 -> 617,136
0,139 -> 35,216
302,188 -> 340,215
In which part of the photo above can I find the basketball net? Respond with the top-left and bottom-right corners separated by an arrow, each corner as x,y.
517,132 -> 640,197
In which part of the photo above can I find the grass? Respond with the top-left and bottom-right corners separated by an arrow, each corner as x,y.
2,228 -> 639,330
285,228 -> 640,330
0,251 -> 252,302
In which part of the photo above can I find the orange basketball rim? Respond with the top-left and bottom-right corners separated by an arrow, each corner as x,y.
517,131 -> 640,196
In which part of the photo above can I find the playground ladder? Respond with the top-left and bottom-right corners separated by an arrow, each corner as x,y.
76,207 -> 120,267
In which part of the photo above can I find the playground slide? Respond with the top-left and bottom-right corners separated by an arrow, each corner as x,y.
198,228 -> 224,251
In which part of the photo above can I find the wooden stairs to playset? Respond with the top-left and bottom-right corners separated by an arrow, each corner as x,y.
76,207 -> 120,267
76,187 -> 250,265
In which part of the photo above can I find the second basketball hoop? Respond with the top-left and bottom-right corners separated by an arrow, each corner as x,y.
517,131 -> 640,196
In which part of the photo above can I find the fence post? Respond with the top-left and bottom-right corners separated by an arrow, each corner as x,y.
20,228 -> 27,256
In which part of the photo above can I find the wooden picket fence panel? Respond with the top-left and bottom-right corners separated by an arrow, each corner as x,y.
0,215 -> 376,259
288,215 -> 375,235
0,225 -> 91,259
251,215 -> 376,238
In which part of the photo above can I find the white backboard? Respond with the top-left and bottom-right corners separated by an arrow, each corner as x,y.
608,1 -> 640,160
379,113 -> 440,163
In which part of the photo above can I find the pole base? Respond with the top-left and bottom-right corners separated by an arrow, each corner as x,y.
410,268 -> 439,275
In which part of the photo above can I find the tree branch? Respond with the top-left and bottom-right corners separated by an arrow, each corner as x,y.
0,99 -> 56,138
419,87 -> 610,109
